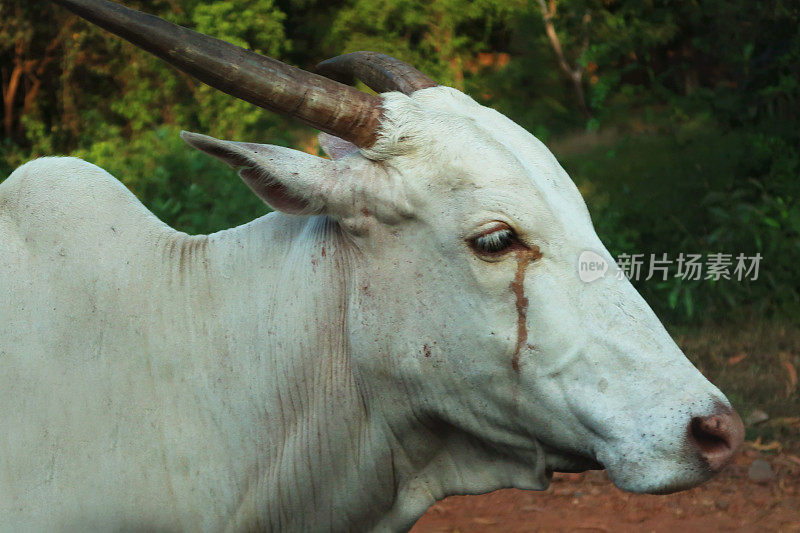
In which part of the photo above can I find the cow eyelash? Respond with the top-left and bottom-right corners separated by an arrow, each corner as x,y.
470,226 -> 517,255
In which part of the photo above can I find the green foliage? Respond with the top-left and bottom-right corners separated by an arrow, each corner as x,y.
1,0 -> 798,321
562,126 -> 800,322
74,126 -> 268,234
329,0 -> 525,86
1,0 -> 293,233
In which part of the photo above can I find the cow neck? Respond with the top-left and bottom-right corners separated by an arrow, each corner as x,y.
184,213 -> 406,529
156,213 -> 549,529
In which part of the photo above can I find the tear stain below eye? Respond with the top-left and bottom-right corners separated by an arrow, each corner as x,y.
510,246 -> 543,373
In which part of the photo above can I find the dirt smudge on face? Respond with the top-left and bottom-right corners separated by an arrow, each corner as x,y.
510,246 -> 542,373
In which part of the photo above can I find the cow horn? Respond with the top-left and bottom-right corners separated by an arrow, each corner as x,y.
316,51 -> 437,95
50,0 -> 382,147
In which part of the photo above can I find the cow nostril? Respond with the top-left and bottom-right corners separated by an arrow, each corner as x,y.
688,408 -> 745,472
690,417 -> 730,453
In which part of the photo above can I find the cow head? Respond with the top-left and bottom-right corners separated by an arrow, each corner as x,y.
182,85 -> 743,495
58,0 -> 743,496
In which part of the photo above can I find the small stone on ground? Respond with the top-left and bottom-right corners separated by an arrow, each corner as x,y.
748,458 -> 774,483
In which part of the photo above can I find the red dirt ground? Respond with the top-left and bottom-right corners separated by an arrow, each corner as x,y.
412,449 -> 800,532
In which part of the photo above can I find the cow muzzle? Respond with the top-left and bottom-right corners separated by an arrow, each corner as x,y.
588,396 -> 745,495
687,403 -> 745,473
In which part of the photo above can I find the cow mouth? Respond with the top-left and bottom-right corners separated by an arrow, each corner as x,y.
545,448 -> 603,474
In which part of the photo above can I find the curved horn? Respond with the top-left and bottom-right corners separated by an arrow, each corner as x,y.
316,52 -> 437,95
50,0 -> 382,147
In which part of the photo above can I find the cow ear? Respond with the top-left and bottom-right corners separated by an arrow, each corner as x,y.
181,131 -> 413,225
182,131 -> 343,215
318,132 -> 359,160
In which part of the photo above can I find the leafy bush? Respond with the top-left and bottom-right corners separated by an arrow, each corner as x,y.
562,125 -> 800,323
2,0 -> 798,323
73,126 -> 270,235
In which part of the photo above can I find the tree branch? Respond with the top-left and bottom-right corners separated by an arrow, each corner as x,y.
536,0 -> 592,118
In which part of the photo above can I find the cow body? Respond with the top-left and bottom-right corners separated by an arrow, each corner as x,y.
0,158 -> 409,530
1,86 -> 742,531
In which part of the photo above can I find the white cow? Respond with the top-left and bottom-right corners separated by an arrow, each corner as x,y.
1,0 -> 743,531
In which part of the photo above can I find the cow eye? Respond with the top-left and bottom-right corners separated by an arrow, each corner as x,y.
470,225 -> 517,255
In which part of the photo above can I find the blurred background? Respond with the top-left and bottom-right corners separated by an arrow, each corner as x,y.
1,0 -> 798,527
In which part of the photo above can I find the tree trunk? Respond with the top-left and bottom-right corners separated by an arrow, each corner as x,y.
2,41 -> 25,139
6,29 -> 67,140
571,72 -> 591,119
3,64 -> 23,139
